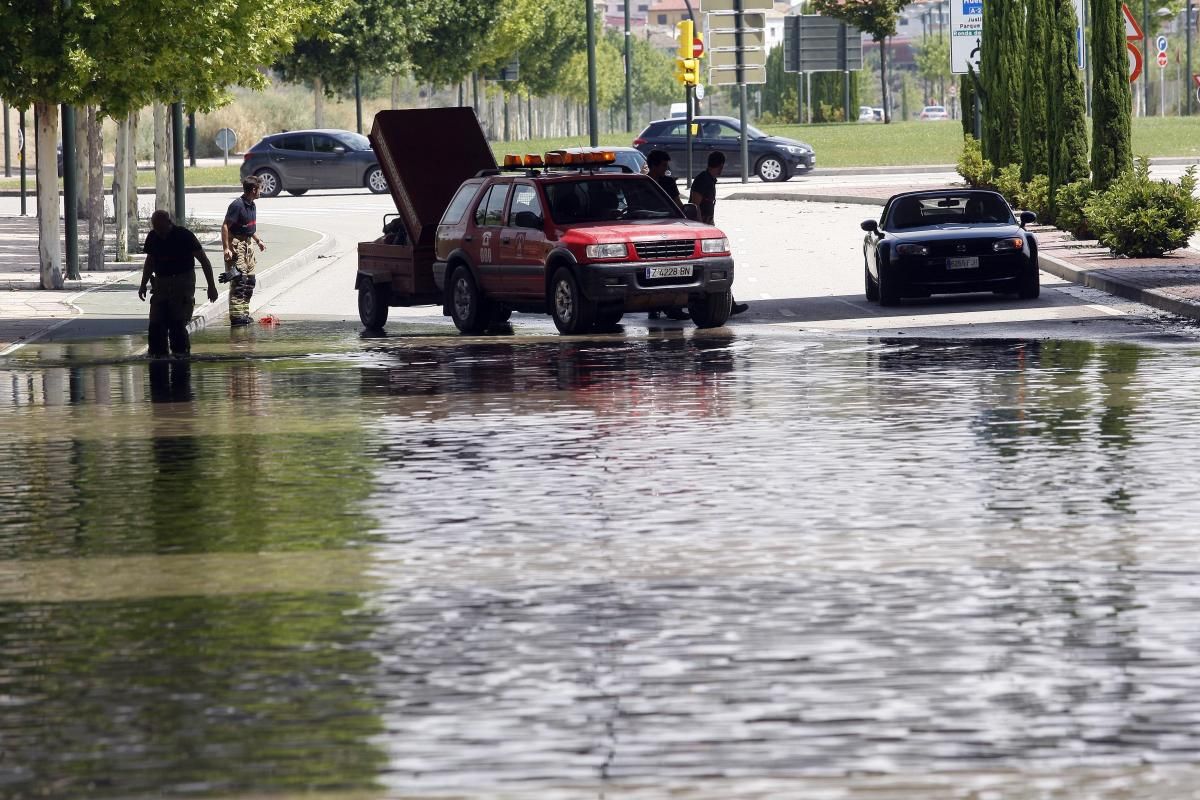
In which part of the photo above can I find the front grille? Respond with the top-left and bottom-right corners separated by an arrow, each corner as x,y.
928,240 -> 996,257
634,239 -> 695,260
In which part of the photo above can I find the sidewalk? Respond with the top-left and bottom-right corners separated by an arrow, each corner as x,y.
727,178 -> 1200,324
0,220 -> 329,355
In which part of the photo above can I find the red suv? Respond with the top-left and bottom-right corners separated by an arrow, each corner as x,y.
432,152 -> 736,334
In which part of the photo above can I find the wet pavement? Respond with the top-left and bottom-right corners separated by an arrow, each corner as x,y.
4,320 -> 1200,799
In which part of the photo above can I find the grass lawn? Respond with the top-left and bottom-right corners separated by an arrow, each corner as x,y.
2,118 -> 1197,191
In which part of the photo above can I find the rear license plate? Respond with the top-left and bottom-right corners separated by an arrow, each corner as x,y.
645,265 -> 693,279
946,256 -> 979,270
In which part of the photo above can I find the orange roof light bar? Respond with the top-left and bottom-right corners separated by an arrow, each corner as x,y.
524,154 -> 544,167
502,154 -> 524,168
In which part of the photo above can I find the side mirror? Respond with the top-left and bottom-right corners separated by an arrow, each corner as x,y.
513,210 -> 543,229
1020,210 -> 1037,227
332,145 -> 347,154
860,219 -> 878,232
682,203 -> 701,222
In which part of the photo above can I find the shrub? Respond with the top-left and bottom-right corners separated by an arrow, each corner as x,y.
1054,179 -> 1094,239
957,135 -> 995,188
1019,174 -> 1050,222
1084,157 -> 1200,257
995,163 -> 1024,207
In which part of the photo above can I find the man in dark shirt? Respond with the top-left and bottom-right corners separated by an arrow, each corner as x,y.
647,149 -> 680,205
221,175 -> 266,326
689,151 -> 748,316
138,210 -> 218,357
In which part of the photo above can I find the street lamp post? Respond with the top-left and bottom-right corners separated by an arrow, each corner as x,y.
624,0 -> 633,132
1188,1 -> 1195,115
586,0 -> 599,146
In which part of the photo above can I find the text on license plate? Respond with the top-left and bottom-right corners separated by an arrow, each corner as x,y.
645,265 -> 694,279
946,256 -> 979,270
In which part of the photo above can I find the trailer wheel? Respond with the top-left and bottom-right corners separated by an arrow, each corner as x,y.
358,279 -> 390,330
449,266 -> 490,334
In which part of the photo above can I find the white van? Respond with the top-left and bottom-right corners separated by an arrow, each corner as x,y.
669,102 -> 688,118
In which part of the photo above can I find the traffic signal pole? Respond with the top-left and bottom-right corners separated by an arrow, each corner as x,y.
680,7 -> 697,189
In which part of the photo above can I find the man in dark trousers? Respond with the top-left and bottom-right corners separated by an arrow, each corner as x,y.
690,151 -> 748,315
138,210 -> 219,358
221,175 -> 266,326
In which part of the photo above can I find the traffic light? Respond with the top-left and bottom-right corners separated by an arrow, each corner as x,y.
676,19 -> 694,59
675,57 -> 701,86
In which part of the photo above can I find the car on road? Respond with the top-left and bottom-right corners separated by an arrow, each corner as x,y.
633,115 -> 815,182
240,128 -> 387,197
857,106 -> 878,122
919,105 -> 950,121
861,189 -> 1040,305
564,146 -> 647,175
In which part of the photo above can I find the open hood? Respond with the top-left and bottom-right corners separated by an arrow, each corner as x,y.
369,108 -> 497,248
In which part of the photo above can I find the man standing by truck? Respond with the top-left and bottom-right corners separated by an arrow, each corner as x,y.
138,210 -> 219,357
690,152 -> 748,316
221,176 -> 266,326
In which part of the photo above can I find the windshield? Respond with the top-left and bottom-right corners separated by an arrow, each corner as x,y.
887,193 -> 1015,228
544,177 -> 683,223
336,132 -> 373,151
746,124 -> 768,139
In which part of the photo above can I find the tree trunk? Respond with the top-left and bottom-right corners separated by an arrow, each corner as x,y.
880,37 -> 890,123
127,110 -> 139,254
74,106 -> 88,220
391,75 -> 400,108
35,101 -> 63,289
154,104 -> 170,212
314,77 -> 325,127
113,116 -> 129,262
87,106 -> 105,272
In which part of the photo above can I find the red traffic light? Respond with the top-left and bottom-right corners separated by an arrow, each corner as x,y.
692,37 -> 704,58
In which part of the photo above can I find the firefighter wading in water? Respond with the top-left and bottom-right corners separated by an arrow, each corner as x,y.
221,175 -> 266,325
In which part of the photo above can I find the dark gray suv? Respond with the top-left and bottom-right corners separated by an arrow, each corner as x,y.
240,129 -> 388,197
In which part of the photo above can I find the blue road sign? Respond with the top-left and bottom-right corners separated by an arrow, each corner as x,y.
963,1 -> 982,13
1156,35 -> 1168,52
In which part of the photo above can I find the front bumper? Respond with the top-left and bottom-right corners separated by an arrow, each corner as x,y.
578,256 -> 735,308
896,252 -> 1033,292
786,152 -> 815,170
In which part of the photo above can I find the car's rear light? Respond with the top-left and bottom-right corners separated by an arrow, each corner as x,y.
993,237 -> 1024,252
243,152 -> 251,161
632,137 -> 646,147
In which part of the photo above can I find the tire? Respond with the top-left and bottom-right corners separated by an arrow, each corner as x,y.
365,165 -> 388,194
756,155 -> 788,183
1017,268 -> 1040,300
864,260 -> 879,302
594,307 -> 624,331
877,266 -> 901,306
690,290 -> 732,328
550,267 -> 596,335
358,279 -> 390,330
449,265 -> 490,334
286,188 -> 308,196
254,169 -> 282,197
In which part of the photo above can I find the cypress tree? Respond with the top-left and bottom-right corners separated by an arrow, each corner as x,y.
1020,0 -> 1050,181
1048,0 -> 1090,216
960,74 -> 977,139
1090,0 -> 1133,189
981,0 -> 1025,167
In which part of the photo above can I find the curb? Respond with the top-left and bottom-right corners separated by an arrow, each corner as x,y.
185,227 -> 337,335
0,185 -> 242,198
727,191 -> 886,206
1036,248 -> 1200,322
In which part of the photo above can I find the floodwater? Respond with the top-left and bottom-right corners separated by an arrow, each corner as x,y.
4,322 -> 1200,799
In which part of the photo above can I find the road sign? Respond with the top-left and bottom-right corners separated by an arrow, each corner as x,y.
783,15 -> 863,73
1158,50 -> 1168,68
702,0 -> 772,10
709,29 -> 766,51
1128,42 -> 1143,82
693,37 -> 704,57
708,65 -> 768,86
1156,34 -> 1168,52
951,0 -> 984,74
1123,3 -> 1144,39
214,128 -> 236,151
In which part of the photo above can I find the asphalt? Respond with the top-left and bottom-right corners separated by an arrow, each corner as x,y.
3,172 -> 1200,356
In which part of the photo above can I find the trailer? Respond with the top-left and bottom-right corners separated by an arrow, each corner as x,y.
355,108 -> 497,329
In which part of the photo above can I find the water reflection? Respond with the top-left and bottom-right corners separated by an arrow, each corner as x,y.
1,331 -> 1200,797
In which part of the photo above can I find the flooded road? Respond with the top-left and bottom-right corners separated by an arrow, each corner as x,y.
4,322 -> 1200,799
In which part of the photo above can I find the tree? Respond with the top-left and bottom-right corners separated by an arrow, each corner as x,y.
406,0 -> 504,86
1090,0 -> 1132,189
980,0 -> 1024,167
808,0 -> 913,124
1047,0 -> 1089,216
1019,0 -> 1050,181
959,73 -> 977,138
914,33 -> 951,105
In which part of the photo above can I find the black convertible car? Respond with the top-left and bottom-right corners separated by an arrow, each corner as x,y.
861,190 -> 1040,305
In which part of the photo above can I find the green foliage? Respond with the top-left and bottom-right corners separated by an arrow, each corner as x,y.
995,163 -> 1024,205
1019,174 -> 1051,221
1090,0 -> 1133,189
1085,159 -> 1200,257
957,135 -> 995,188
980,0 -> 1024,167
915,34 -> 951,88
959,74 -> 977,139
1020,0 -> 1049,182
1047,0 -> 1089,218
407,0 -> 503,85
629,35 -> 676,109
1055,179 -> 1095,239
810,0 -> 913,124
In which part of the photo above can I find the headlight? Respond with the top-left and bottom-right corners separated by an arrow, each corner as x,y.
701,237 -> 729,254
781,145 -> 808,155
993,237 -> 1024,252
585,243 -> 628,259
896,243 -> 929,256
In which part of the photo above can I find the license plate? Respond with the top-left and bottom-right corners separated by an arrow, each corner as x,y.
946,256 -> 979,270
645,265 -> 693,279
